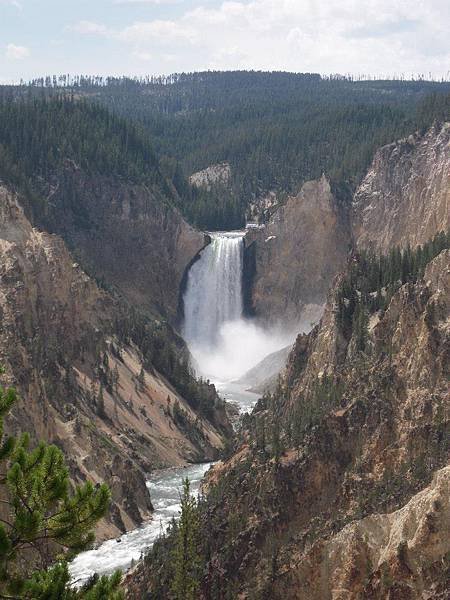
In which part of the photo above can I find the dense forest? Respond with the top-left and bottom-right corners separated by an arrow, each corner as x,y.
1,72 -> 450,229
336,230 -> 450,345
0,95 -> 178,210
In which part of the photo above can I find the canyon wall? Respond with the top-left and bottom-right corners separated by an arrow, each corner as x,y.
0,186 -> 229,540
246,122 -> 449,328
146,248 -> 448,599
245,175 -> 350,327
25,165 -> 206,323
210,123 -> 450,596
352,122 -> 449,252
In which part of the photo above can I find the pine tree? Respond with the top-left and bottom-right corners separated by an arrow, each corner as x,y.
112,365 -> 120,396
0,376 -> 123,598
353,300 -> 369,353
271,417 -> 281,466
171,478 -> 201,600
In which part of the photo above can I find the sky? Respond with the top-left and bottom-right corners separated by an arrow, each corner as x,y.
1,0 -> 449,82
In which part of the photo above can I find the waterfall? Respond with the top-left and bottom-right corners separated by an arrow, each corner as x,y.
183,230 -> 291,383
183,231 -> 245,349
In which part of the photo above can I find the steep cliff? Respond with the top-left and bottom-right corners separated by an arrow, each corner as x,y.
131,245 -> 449,599
0,186 -> 230,541
283,465 -> 450,599
353,122 -> 450,253
28,166 -> 206,323
244,175 -> 350,327
245,123 -> 449,328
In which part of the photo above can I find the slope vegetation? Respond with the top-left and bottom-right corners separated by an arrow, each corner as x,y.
7,72 -> 450,229
0,185 -> 230,540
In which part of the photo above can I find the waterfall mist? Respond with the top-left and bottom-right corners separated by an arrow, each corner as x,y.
182,231 -> 293,383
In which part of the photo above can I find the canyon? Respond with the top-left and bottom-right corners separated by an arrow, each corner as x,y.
126,121 -> 449,598
0,84 -> 448,599
0,185 -> 230,540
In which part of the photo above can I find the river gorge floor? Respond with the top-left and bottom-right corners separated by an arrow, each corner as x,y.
69,382 -> 260,585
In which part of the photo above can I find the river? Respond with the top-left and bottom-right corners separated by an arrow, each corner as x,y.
69,462 -> 214,585
70,231 -> 286,584
69,383 -> 258,585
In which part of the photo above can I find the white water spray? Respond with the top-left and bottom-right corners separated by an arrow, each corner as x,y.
183,231 -> 291,382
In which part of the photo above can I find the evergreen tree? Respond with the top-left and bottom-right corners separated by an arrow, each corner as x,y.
271,417 -> 281,466
353,301 -> 369,353
137,366 -> 145,390
0,377 -> 122,598
336,229 -> 449,333
171,478 -> 201,600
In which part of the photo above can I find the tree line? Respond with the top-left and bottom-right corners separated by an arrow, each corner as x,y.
336,229 -> 450,345
1,72 -> 449,230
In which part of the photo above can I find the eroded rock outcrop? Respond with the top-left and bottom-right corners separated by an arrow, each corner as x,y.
0,186 -> 230,540
282,465 -> 450,600
245,175 -> 350,327
189,163 -> 232,190
353,122 -> 450,252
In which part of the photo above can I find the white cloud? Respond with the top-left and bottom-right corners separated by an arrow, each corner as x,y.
5,43 -> 29,60
68,21 -> 109,35
64,0 -> 450,77
119,19 -> 197,44
179,0 -> 450,75
132,50 -> 153,61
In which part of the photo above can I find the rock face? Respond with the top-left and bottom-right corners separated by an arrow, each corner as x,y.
131,247 -> 449,598
246,123 -> 449,327
352,122 -> 450,252
0,186 -> 230,540
260,249 -> 450,599
282,466 -> 450,600
247,190 -> 281,224
225,250 -> 448,598
245,175 -> 350,327
26,166 -> 206,323
236,345 -> 293,394
189,163 -> 231,190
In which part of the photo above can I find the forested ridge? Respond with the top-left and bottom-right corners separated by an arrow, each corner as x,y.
0,95 -> 179,211
1,72 -> 450,229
